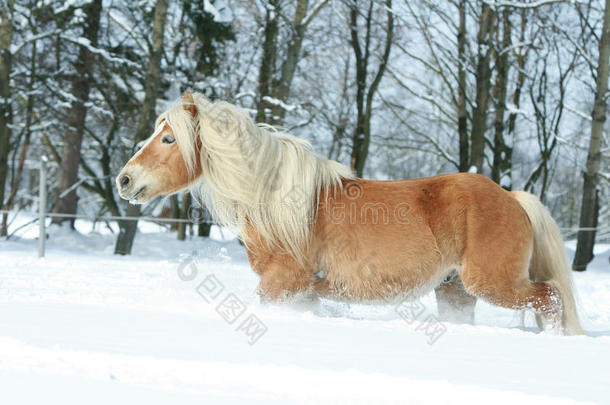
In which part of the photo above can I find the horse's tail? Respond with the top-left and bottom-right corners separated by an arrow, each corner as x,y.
512,191 -> 584,335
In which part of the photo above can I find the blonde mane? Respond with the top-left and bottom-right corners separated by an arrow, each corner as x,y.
159,92 -> 354,262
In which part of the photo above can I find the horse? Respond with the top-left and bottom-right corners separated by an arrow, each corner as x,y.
116,90 -> 583,335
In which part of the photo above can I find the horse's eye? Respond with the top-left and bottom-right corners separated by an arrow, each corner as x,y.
162,135 -> 175,145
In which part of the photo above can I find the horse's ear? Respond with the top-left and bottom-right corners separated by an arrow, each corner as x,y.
182,90 -> 196,116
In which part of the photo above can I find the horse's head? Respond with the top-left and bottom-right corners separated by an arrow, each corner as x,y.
116,91 -> 201,204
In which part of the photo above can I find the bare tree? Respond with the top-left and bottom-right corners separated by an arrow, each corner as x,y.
51,0 -> 103,227
255,0 -> 328,126
491,9 -> 512,189
502,8 -> 532,191
524,31 -> 577,201
349,0 -> 394,177
573,0 -> 610,270
177,192 -> 192,241
115,0 -> 169,255
469,3 -> 496,173
0,0 -> 14,224
255,0 -> 280,123
457,0 -> 469,172
1,11 -> 37,236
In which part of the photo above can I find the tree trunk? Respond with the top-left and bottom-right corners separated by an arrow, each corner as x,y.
0,0 -> 15,220
1,35 -> 36,236
198,208 -> 212,237
573,0 -> 610,271
51,0 -> 102,227
349,0 -> 371,177
457,0 -> 469,172
350,0 -> 393,177
268,0 -> 309,125
469,4 -> 495,173
99,119 -> 122,217
574,189 -> 600,268
256,0 -> 325,126
114,0 -> 169,255
170,194 -> 180,231
255,0 -> 280,124
177,192 -> 191,241
491,10 -> 512,190
506,9 -> 528,160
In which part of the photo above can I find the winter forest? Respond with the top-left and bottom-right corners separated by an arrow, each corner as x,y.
0,0 -> 608,266
1,1 -> 610,402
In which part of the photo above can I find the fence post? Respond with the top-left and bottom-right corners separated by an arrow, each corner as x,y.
38,156 -> 47,258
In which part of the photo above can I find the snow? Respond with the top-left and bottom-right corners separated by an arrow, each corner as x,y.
203,0 -> 233,24
53,0 -> 93,16
1,213 -> 609,404
262,96 -> 298,112
500,173 -> 512,188
61,36 -> 140,68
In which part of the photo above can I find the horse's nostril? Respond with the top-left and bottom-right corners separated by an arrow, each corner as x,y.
120,175 -> 130,189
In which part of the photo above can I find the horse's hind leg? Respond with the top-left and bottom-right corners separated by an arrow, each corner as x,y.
435,272 -> 476,324
460,248 -> 562,330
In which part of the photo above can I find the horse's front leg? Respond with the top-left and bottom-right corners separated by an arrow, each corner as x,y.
257,261 -> 315,303
244,233 -> 318,308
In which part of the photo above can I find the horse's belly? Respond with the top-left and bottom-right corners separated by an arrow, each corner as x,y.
316,222 -> 451,301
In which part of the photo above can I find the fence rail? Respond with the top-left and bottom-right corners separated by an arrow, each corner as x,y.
1,210 -> 206,224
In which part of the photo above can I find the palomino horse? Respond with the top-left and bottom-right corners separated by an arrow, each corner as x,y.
117,91 -> 583,335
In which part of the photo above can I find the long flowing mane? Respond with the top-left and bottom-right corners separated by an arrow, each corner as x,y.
159,92 -> 354,262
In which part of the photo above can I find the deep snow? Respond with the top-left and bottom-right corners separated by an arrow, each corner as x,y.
0,214 -> 609,404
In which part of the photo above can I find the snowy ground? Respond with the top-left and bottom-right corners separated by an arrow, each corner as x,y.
1,214 -> 609,404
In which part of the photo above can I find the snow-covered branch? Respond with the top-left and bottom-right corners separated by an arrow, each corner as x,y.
10,30 -> 61,55
482,0 -> 583,9
60,35 -> 139,68
303,0 -> 330,28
